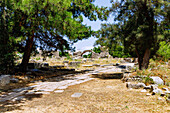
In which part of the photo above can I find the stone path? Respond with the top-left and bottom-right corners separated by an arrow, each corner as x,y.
0,66 -> 122,103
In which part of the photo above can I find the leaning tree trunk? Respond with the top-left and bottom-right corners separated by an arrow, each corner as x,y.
20,34 -> 34,72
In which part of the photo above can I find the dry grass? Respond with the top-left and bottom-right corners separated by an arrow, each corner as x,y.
3,79 -> 169,113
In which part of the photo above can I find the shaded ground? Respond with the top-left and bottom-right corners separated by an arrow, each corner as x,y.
1,78 -> 169,113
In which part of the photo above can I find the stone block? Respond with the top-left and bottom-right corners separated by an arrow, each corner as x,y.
0,75 -> 10,86
150,76 -> 164,85
126,82 -> 146,89
71,93 -> 82,97
92,72 -> 123,79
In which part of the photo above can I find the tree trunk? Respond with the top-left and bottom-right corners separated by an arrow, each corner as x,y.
136,47 -> 150,70
141,48 -> 150,70
20,34 -> 34,72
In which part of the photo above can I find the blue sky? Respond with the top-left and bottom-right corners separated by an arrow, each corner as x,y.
73,0 -> 113,51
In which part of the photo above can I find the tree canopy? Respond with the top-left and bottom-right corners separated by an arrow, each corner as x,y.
0,0 -> 108,73
95,0 -> 169,69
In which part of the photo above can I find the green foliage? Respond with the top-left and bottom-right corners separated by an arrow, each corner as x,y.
157,41 -> 170,60
93,47 -> 101,53
109,45 -> 131,58
95,0 -> 169,69
83,53 -> 92,58
143,73 -> 154,85
0,0 -> 109,72
0,0 -> 16,74
36,57 -> 40,61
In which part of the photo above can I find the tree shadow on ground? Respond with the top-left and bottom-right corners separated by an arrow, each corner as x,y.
91,72 -> 123,79
0,68 -> 92,112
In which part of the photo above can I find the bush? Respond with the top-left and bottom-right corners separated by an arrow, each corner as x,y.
93,47 -> 101,53
110,46 -> 131,58
157,41 -> 170,61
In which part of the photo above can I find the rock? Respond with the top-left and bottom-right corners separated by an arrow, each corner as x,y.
82,65 -> 93,67
52,51 -> 60,58
118,63 -> 135,71
120,60 -> 126,63
126,82 -> 146,89
0,75 -> 10,86
158,97 -> 163,101
57,86 -> 68,89
150,76 -> 164,85
141,89 -> 147,92
152,89 -> 162,95
99,52 -> 110,58
71,93 -> 83,97
124,58 -> 133,63
54,90 -> 64,93
73,51 -> 82,56
35,92 -> 50,95
91,52 -> 100,59
69,61 -> 81,67
92,64 -> 100,67
146,93 -> 151,96
12,96 -> 25,102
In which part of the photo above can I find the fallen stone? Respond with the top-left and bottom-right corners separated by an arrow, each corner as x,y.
0,75 -> 10,86
120,60 -> 126,63
158,97 -> 163,101
152,89 -> 162,95
141,89 -> 147,92
57,86 -> 68,89
71,93 -> 82,97
54,90 -> 64,93
35,92 -> 50,95
25,91 -> 35,95
82,65 -> 93,67
146,93 -> 151,96
12,96 -> 25,102
150,76 -> 164,85
126,82 -> 146,89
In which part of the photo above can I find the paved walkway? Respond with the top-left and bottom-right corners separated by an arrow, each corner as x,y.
0,66 -> 121,103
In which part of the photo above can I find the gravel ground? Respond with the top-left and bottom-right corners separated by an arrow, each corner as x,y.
1,78 -> 169,113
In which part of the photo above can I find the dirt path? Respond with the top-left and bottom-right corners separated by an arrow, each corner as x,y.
2,78 -> 169,113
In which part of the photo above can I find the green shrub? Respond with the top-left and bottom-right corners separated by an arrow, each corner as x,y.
157,41 -> 170,61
